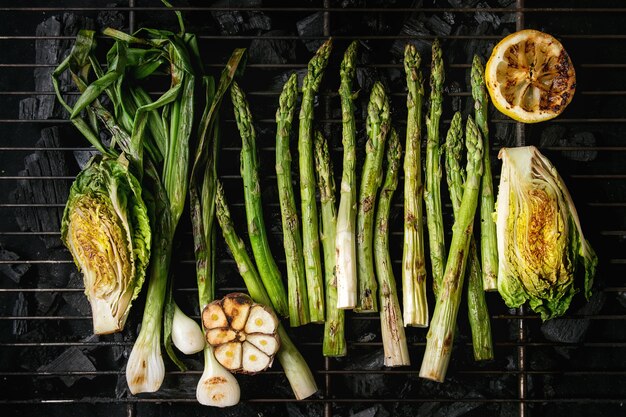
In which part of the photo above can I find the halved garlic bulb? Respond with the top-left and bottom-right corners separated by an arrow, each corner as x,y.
202,293 -> 280,374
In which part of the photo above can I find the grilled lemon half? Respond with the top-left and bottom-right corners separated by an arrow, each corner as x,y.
485,29 -> 576,123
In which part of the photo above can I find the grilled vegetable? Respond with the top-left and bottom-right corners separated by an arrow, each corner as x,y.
424,39 -> 446,297
216,182 -> 318,399
62,156 -> 151,335
202,293 -> 280,374
231,81 -> 289,317
444,112 -> 493,361
420,116 -> 483,382
485,30 -> 576,123
471,56 -> 499,291
356,81 -> 390,313
299,39 -> 332,322
275,73 -> 310,327
495,146 -> 597,320
190,51 -> 245,407
170,301 -> 205,355
402,43 -> 429,327
375,129 -> 410,367
315,131 -> 346,357
335,41 -> 359,310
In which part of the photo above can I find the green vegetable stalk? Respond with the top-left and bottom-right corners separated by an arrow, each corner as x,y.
374,129 -> 410,367
402,43 -> 429,327
215,182 -> 318,400
471,55 -> 498,292
424,38 -> 446,296
356,81 -> 391,313
420,116 -> 484,382
299,39 -> 332,322
189,50 -> 246,407
231,81 -> 289,317
444,112 -> 493,361
314,131 -> 346,357
276,73 -> 310,327
335,41 -> 359,310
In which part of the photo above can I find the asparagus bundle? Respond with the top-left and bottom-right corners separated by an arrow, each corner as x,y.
335,41 -> 359,310
299,39 -> 333,322
420,116 -> 484,382
215,182 -> 318,400
275,74 -> 310,327
315,132 -> 347,357
471,56 -> 499,291
424,39 -> 446,296
444,112 -> 493,362
375,129 -> 410,367
356,82 -> 391,313
402,44 -> 429,327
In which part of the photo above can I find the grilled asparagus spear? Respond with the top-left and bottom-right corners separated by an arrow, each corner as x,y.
375,129 -> 410,367
335,41 -> 359,310
356,81 -> 391,313
402,43 -> 429,327
444,112 -> 493,361
231,81 -> 288,317
315,131 -> 346,357
276,74 -> 310,327
424,38 -> 446,297
420,116 -> 484,382
471,55 -> 498,292
299,39 -> 332,322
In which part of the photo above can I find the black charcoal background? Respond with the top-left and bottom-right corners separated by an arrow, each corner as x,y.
0,1 -> 625,417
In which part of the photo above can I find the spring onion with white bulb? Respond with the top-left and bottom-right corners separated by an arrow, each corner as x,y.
189,50 -> 246,406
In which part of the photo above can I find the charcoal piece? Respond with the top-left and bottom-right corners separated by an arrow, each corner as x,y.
344,349 -> 386,397
540,125 -> 567,148
358,332 -> 376,342
73,150 -> 99,170
351,405 -> 384,417
617,291 -> 626,309
426,15 -> 452,36
559,132 -> 598,162
475,2 -> 502,29
391,18 -> 432,59
296,12 -> 325,52
417,392 -> 483,417
38,346 -> 96,387
442,11 -> 456,26
286,402 -> 324,417
446,81 -> 463,113
541,291 -> 606,345
13,127 -> 71,249
271,69 -> 308,92
249,30 -> 296,65
0,248 -> 30,283
497,0 -> 515,6
34,257 -> 74,315
96,4 -> 126,32
416,378 -> 484,417
211,0 -> 271,36
447,0 -> 480,7
62,272 -> 90,316
12,292 -> 28,336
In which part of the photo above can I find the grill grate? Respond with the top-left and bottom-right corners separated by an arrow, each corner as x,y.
1,1 -> 625,417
